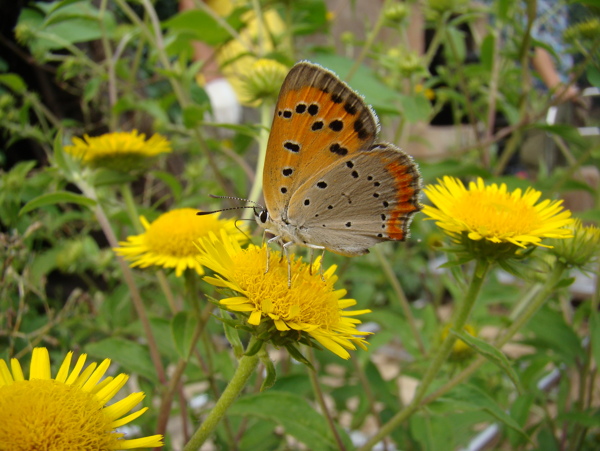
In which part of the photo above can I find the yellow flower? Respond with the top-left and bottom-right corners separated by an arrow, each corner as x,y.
64,130 -> 172,171
0,347 -> 163,450
115,208 -> 247,277
415,83 -> 435,100
238,58 -> 289,105
423,177 -> 574,248
548,219 -> 600,268
564,18 -> 600,42
440,324 -> 476,361
215,6 -> 289,107
196,231 -> 371,360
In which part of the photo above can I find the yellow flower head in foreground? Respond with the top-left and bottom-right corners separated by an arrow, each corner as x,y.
548,219 -> 600,268
115,208 -> 247,277
64,130 -> 172,171
0,348 -> 162,450
423,177 -> 573,249
196,231 -> 371,359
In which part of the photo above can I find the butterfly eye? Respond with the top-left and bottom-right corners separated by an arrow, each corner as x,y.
259,210 -> 269,224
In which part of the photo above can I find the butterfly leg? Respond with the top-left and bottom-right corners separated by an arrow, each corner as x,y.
282,241 -> 294,288
307,245 -> 326,281
265,234 -> 281,275
318,248 -> 326,281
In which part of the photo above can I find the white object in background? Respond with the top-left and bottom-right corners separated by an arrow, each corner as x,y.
204,78 -> 242,126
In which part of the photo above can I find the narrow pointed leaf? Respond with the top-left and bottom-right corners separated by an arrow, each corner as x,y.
451,329 -> 523,393
20,191 -> 96,215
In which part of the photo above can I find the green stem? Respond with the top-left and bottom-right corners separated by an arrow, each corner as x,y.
98,0 -> 118,131
422,260 -> 568,406
251,0 -> 265,57
307,348 -> 347,451
493,0 -> 534,176
351,357 -> 391,446
183,338 -> 261,451
244,101 -> 272,219
345,0 -> 391,82
120,183 -> 178,312
120,183 -> 143,233
358,258 -> 490,451
374,247 -> 425,355
115,0 -> 236,197
155,297 -> 212,440
422,13 -> 449,69
94,202 -> 167,384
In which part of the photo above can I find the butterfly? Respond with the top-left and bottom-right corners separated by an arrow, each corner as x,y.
254,61 -> 422,270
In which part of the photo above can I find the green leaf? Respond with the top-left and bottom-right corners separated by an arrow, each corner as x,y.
19,191 -> 96,215
149,317 -> 179,358
311,53 -> 403,115
151,170 -> 182,202
289,0 -> 328,35
480,34 -> 495,71
451,329 -> 523,393
47,0 -> 86,15
229,392 -> 349,451
171,311 -> 199,359
163,9 -> 244,47
579,0 -> 600,8
586,65 -> 600,88
444,26 -> 466,63
237,419 -> 280,450
554,276 -> 575,288
562,178 -> 597,195
558,411 -> 600,428
182,105 -> 207,128
245,337 -> 264,357
260,353 -> 277,391
508,394 -> 534,448
365,360 -> 398,411
0,73 -> 27,94
590,311 -> 600,369
446,384 -> 530,440
399,94 -> 432,122
85,338 -> 158,383
83,77 -> 101,103
496,0 -> 515,21
284,344 -> 312,368
532,124 -> 587,149
52,129 -> 69,174
525,308 -> 585,366
221,308 -> 243,357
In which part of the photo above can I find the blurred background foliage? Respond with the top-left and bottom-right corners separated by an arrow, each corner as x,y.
1,0 -> 600,449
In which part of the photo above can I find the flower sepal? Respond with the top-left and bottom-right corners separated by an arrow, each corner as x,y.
244,336 -> 266,357
439,231 -> 540,264
211,303 -> 255,333
496,252 -> 553,283
259,351 -> 277,391
284,343 -> 314,369
90,167 -> 138,187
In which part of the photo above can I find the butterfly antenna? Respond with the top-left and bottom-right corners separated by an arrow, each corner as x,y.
197,194 -> 265,216
196,206 -> 256,216
234,218 -> 255,241
207,194 -> 264,208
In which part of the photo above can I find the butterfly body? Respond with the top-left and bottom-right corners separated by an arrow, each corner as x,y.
257,61 -> 422,257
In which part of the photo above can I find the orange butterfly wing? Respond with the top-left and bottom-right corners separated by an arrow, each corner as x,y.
263,62 -> 378,222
